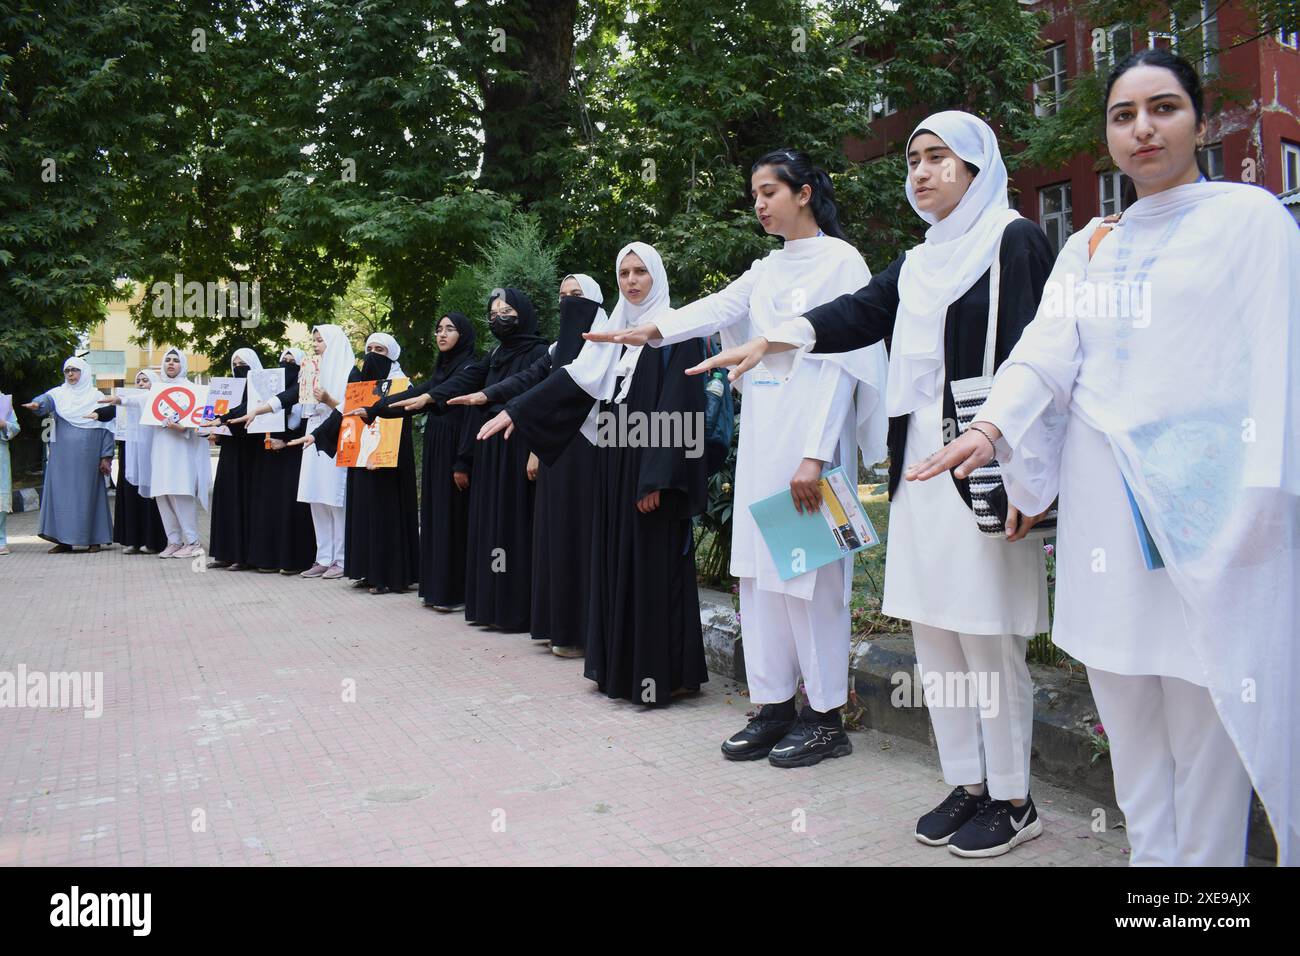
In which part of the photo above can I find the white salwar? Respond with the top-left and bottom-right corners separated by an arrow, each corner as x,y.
977,181 -> 1300,864
141,349 -> 209,545
653,234 -> 888,713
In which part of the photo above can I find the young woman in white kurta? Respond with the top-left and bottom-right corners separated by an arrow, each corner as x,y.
129,348 -> 209,557
907,51 -> 1299,866
691,116 -> 1055,858
584,150 -> 888,768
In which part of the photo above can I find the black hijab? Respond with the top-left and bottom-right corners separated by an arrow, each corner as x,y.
433,312 -> 477,385
279,353 -> 302,393
552,295 -> 600,367
487,287 -> 547,369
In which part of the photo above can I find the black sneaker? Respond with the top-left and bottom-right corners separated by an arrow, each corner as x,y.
948,793 -> 1043,858
915,785 -> 989,846
721,704 -> 797,761
767,707 -> 853,768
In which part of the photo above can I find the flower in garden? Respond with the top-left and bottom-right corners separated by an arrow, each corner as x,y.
1094,723 -> 1105,736
1044,543 -> 1055,557
721,483 -> 731,494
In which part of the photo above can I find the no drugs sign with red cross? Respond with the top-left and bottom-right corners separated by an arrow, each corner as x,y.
141,381 -> 209,428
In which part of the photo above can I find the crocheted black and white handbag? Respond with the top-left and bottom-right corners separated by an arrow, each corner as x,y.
950,240 -> 1058,539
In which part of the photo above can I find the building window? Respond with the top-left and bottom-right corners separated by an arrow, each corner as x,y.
1034,43 -> 1067,117
1094,24 -> 1133,71
1280,30 -> 1300,51
1198,1 -> 1219,77
1197,143 -> 1224,181
1099,171 -> 1125,216
1284,141 -> 1300,194
870,63 -> 896,120
1040,182 -> 1073,257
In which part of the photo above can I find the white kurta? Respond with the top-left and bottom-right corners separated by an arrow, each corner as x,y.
653,235 -> 887,603
978,181 -> 1300,863
297,406 -> 347,507
144,421 -> 208,507
883,388 -> 1049,637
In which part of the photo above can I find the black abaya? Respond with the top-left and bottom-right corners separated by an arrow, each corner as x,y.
507,339 -> 711,705
245,364 -> 316,573
312,353 -> 420,592
208,390 -> 261,565
375,312 -> 476,608
429,289 -> 548,631
481,295 -> 601,648
111,440 -> 167,552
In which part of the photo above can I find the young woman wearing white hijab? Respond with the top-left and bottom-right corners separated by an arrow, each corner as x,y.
206,348 -> 264,570
235,325 -> 355,578
692,116 -> 1055,856
97,347 -> 210,558
907,51 -> 1300,866
476,245 -> 711,704
585,150 -> 889,763
297,332 -> 419,594
22,356 -> 116,552
448,273 -> 607,656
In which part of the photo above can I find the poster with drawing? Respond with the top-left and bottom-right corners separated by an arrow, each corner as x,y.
139,380 -> 209,428
201,377 -> 245,436
336,377 -> 407,469
246,367 -> 286,434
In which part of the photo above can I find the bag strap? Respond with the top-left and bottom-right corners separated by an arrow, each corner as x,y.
1088,213 -> 1122,260
980,231 -> 1004,378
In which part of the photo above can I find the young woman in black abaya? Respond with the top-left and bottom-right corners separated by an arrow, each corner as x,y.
373,312 -> 477,610
475,244 -> 710,706
245,348 -> 316,575
290,334 -> 420,594
206,348 -> 264,570
389,289 -> 549,631
447,276 -> 604,657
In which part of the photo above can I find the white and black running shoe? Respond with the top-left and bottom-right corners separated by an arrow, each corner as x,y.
948,793 -> 1043,858
767,707 -> 853,768
914,785 -> 988,846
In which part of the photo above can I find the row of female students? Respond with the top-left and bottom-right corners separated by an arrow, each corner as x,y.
668,50 -> 1294,865
19,49 -> 1293,866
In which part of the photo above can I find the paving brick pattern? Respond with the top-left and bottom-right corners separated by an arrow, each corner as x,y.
0,505 -> 1129,866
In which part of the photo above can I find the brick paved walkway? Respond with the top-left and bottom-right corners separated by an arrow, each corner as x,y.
0,503 -> 1129,866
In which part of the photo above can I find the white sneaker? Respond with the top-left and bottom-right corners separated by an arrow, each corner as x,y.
174,544 -> 202,559
158,544 -> 181,558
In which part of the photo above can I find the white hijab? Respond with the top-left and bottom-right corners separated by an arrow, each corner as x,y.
280,347 -> 305,365
312,325 -> 355,405
125,369 -> 159,492
231,348 -> 264,374
364,332 -> 405,380
890,111 -> 1020,417
567,242 -> 670,429
48,356 -> 110,434
155,347 -> 210,508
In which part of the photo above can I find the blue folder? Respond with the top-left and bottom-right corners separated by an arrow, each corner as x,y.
748,466 -> 880,581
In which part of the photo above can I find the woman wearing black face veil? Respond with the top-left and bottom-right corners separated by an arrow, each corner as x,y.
245,348 -> 316,574
389,288 -> 549,631
373,312 -> 477,610
207,348 -> 265,570
299,334 -> 420,595
447,286 -> 603,654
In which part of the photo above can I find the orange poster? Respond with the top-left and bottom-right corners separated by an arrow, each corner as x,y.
336,377 -> 407,468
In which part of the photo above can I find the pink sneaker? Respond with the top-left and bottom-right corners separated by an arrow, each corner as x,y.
300,563 -> 329,578
158,544 -> 181,558
322,564 -> 345,579
174,544 -> 202,559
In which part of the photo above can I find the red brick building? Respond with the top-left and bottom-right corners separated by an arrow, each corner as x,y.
847,1 -> 1300,254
